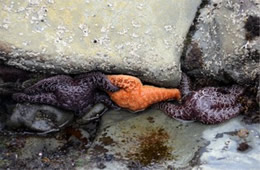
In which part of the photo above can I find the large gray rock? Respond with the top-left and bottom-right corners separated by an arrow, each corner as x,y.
0,0 -> 202,87
183,0 -> 260,84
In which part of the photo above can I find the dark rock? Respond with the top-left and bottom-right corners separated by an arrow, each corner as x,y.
244,15 -> 260,41
6,103 -> 74,133
237,142 -> 250,152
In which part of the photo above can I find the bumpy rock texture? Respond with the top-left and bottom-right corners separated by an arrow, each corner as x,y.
0,0 -> 201,87
183,0 -> 260,84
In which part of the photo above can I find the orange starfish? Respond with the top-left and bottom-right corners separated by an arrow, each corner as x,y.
106,75 -> 181,111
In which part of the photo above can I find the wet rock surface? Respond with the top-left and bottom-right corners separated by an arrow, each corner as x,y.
183,0 -> 260,85
78,109 -> 209,169
0,0 -> 202,87
194,117 -> 260,169
0,134 -> 86,169
73,109 -> 260,169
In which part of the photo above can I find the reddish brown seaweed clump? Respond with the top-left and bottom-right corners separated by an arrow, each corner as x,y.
127,128 -> 174,166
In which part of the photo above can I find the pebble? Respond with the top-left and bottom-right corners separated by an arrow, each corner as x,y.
237,129 -> 249,138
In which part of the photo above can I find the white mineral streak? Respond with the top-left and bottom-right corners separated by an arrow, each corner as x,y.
0,0 -> 201,87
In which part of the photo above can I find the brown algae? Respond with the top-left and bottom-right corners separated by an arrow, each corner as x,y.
127,128 -> 175,166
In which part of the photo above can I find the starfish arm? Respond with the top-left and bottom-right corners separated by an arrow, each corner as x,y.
94,92 -> 120,110
0,64 -> 30,82
210,95 -> 239,109
224,85 -> 245,97
155,102 -> 193,121
12,93 -> 58,106
196,104 -> 242,124
202,86 -> 244,108
94,73 -> 120,92
77,72 -> 119,92
107,75 -> 142,92
180,73 -> 191,96
197,88 -> 238,107
24,75 -> 73,94
142,86 -> 181,104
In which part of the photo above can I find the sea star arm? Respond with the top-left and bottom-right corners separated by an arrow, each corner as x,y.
24,75 -> 73,94
107,75 -> 142,92
94,92 -> 120,110
0,64 -> 30,82
196,104 -> 242,124
179,73 -> 191,96
155,102 -> 193,121
202,86 -> 244,108
156,101 -> 241,124
12,93 -> 58,106
223,85 -> 245,97
76,72 -> 119,92
94,73 -> 120,92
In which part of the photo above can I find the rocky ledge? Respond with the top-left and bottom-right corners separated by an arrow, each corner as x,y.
0,0 -> 202,87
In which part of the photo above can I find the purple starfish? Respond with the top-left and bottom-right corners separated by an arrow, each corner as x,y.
155,73 -> 245,124
12,72 -> 119,116
0,64 -> 30,82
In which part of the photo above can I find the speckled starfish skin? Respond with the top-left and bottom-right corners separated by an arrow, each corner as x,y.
155,73 -> 245,124
107,75 -> 181,111
0,64 -> 30,82
12,72 -> 119,116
